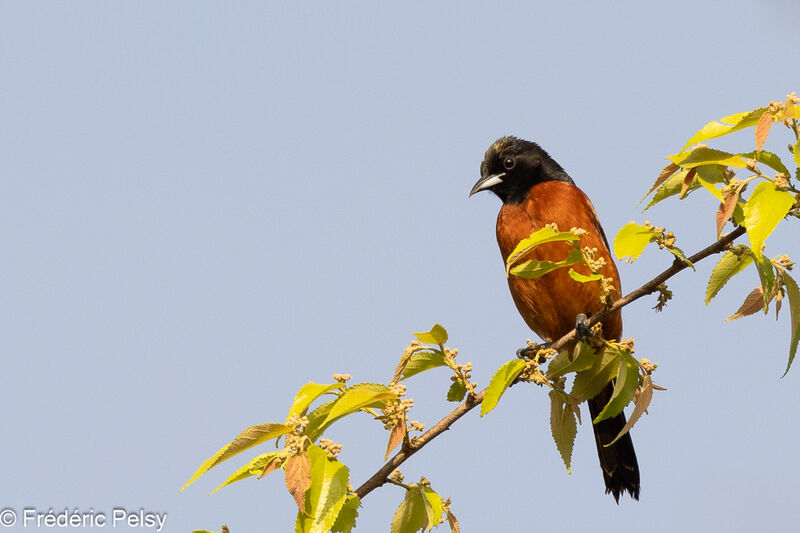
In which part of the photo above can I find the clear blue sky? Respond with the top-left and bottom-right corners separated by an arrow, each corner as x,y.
2,2 -> 799,532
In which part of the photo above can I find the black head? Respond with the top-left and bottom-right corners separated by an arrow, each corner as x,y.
469,136 -> 574,204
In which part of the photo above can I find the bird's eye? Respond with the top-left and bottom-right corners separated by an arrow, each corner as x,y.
503,156 -> 516,170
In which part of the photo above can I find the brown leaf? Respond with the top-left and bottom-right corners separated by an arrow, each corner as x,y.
385,417 -> 406,460
285,451 -> 312,514
258,455 -> 281,479
445,507 -> 461,533
679,168 -> 697,199
393,351 -> 413,384
608,374 -> 654,446
755,110 -> 772,152
775,286 -> 784,320
643,162 -> 680,201
716,185 -> 741,238
726,286 -> 765,321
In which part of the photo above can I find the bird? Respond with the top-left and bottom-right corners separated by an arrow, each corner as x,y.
470,136 -> 640,502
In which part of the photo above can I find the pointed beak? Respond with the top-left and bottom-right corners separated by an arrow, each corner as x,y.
469,172 -> 505,197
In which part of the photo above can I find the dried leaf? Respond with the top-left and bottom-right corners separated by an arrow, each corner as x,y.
445,507 -> 461,533
716,185 -> 742,239
755,110 -> 772,152
385,417 -> 406,460
258,454 -> 281,479
641,162 -> 680,204
679,168 -> 697,199
285,451 -> 312,514
726,286 -> 765,321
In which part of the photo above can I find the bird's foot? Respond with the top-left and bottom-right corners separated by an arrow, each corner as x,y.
575,313 -> 591,342
516,341 -> 551,361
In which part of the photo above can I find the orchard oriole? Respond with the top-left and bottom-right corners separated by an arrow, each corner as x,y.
470,136 -> 640,502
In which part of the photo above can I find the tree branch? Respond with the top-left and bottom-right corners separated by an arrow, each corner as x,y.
354,226 -> 747,500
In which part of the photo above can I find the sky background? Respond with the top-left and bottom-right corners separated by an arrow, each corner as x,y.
2,2 -> 799,532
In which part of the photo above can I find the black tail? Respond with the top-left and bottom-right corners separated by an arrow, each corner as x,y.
587,382 -> 640,502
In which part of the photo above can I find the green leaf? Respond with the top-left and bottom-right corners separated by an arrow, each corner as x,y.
446,381 -> 467,402
794,139 -> 800,168
592,350 -> 639,424
781,270 -> 800,376
391,487 -> 429,533
331,495 -> 360,533
678,107 -> 767,153
421,487 -> 444,530
295,445 -> 349,533
754,253 -> 776,312
481,359 -> 527,416
608,374 -> 654,446
740,150 -> 790,175
571,348 -> 620,402
613,222 -> 654,263
643,169 -> 699,210
211,451 -> 283,493
508,249 -> 583,280
549,389 -> 577,473
305,399 -> 338,441
414,324 -> 448,345
546,343 -> 597,380
505,226 -> 581,275
695,165 -> 728,196
286,382 -> 345,422
320,383 -> 397,428
705,248 -> 754,304
568,268 -> 603,283
181,423 -> 293,491
401,351 -> 448,380
743,182 -> 795,260
669,147 -> 748,169
666,245 -> 695,270
696,174 -> 723,200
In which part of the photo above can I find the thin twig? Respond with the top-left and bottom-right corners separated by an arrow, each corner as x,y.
354,225 -> 746,500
